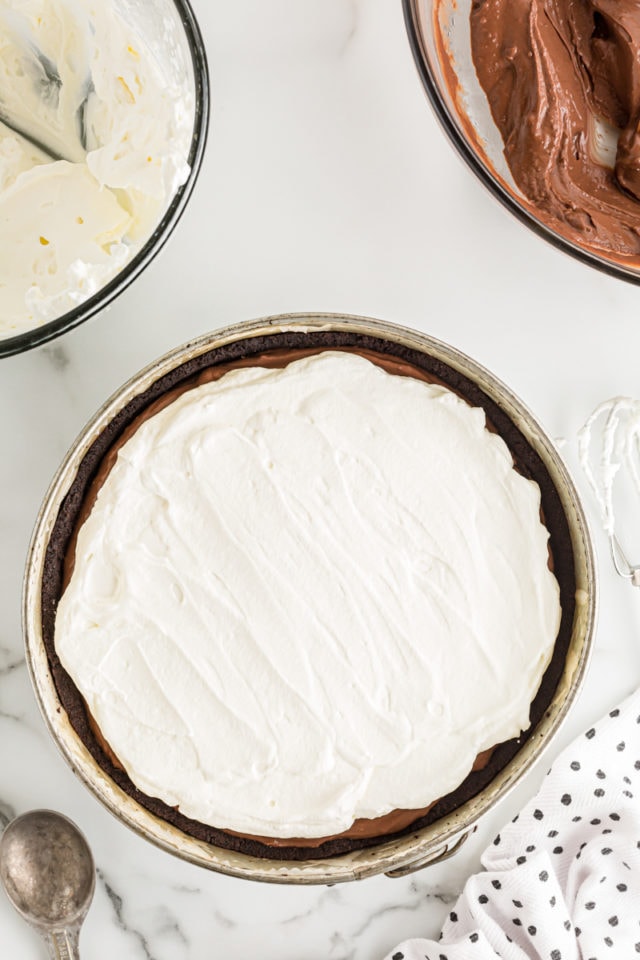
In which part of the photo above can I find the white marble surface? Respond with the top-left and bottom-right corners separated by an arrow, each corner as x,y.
2,1 -> 640,957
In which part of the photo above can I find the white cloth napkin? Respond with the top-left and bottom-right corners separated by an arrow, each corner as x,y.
385,688 -> 640,960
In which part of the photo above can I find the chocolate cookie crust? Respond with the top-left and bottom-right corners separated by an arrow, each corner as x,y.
40,329 -> 575,861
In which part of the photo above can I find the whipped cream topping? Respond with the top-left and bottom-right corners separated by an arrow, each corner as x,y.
55,352 -> 561,839
0,0 -> 194,338
578,397 -> 640,581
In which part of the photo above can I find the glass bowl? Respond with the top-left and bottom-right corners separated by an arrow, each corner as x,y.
0,0 -> 210,359
403,0 -> 640,284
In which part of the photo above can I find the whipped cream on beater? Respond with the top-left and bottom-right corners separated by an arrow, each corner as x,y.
0,0 -> 194,338
55,352 -> 561,839
578,397 -> 640,583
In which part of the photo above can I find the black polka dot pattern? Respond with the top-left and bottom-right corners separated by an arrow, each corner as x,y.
384,690 -> 640,960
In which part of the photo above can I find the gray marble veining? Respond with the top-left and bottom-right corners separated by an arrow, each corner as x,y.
42,343 -> 71,373
0,642 -> 24,678
98,869 -> 160,960
2,0 -> 640,958
0,800 -> 16,830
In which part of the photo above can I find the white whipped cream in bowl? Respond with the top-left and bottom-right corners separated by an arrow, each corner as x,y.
24,315 -> 596,882
0,0 -> 209,356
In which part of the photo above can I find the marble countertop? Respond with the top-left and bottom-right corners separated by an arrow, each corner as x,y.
2,1 -> 640,957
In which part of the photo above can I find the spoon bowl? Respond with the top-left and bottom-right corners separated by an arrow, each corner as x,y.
0,809 -> 95,957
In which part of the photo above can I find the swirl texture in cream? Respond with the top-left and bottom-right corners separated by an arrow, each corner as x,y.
55,352 -> 561,839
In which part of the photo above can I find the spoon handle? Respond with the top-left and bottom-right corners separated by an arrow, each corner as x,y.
43,927 -> 81,960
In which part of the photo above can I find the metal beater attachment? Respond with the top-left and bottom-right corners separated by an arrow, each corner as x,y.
578,397 -> 640,587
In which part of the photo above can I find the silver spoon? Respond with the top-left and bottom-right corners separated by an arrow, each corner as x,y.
0,809 -> 95,959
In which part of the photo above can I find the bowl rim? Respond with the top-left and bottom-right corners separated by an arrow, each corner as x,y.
401,0 -> 640,286
23,313 -> 598,883
0,0 -> 211,359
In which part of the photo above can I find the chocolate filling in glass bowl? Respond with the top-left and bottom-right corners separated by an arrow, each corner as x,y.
39,328 -> 576,862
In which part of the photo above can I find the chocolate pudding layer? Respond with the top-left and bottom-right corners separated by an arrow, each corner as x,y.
469,0 -> 640,259
41,330 -> 575,861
